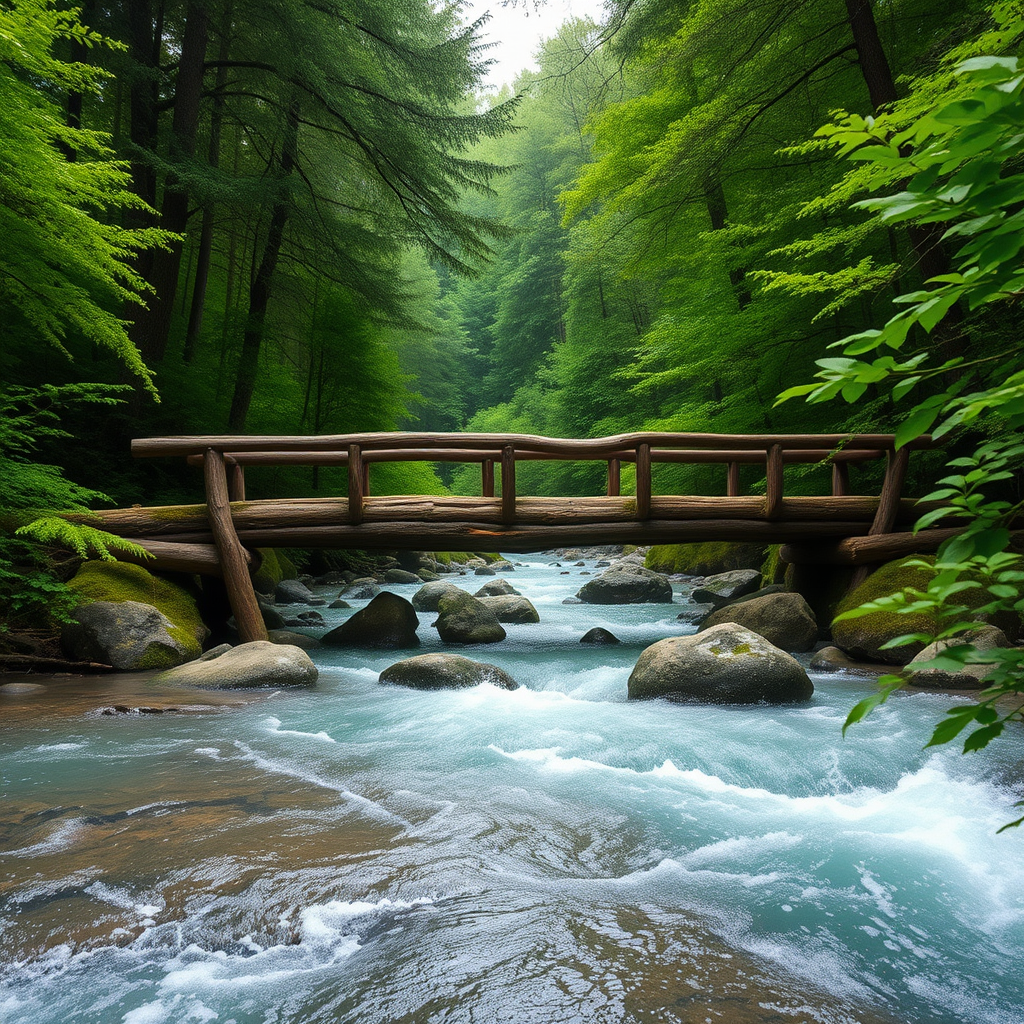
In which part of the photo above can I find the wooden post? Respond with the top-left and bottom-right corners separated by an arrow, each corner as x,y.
227,461 -> 246,501
765,443 -> 783,519
607,458 -> 621,497
869,447 -> 909,536
501,445 -> 516,524
832,460 -> 850,497
636,443 -> 651,520
203,448 -> 267,643
850,447 -> 912,590
348,444 -> 364,524
362,458 -> 370,498
727,461 -> 740,497
482,459 -> 495,497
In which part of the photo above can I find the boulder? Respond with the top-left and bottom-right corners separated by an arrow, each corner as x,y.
322,592 -> 420,648
576,566 -> 673,605
700,592 -> 818,652
809,646 -> 889,676
474,578 -> 520,598
62,601 -> 197,671
829,557 -> 1021,665
379,653 -> 518,691
412,580 -> 465,612
417,569 -> 441,582
676,604 -> 715,625
250,548 -> 298,597
257,598 -> 287,630
477,595 -> 540,624
906,626 -> 1009,690
645,542 -> 767,577
434,590 -> 506,644
340,582 -> 381,601
283,610 -> 325,627
494,561 -> 516,573
328,599 -> 351,610
274,579 -> 324,605
267,629 -> 323,650
384,568 -> 422,585
691,570 -> 762,610
580,627 -> 620,645
627,623 -> 813,704
155,641 -> 317,688
474,565 -> 496,576
62,561 -> 207,670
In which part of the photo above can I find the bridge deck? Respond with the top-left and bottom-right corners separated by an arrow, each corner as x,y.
102,430 -> 944,642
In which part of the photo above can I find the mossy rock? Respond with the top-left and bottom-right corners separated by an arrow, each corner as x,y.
645,542 -> 767,577
251,548 -> 297,596
832,557 -> 1020,666
66,561 -> 207,668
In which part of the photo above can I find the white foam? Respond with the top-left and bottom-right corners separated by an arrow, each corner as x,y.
5,818 -> 84,858
262,716 -> 336,743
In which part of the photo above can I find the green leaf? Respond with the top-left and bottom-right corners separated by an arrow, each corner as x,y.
895,406 -> 939,448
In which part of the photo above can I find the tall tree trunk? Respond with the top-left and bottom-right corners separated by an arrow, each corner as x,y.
845,0 -> 961,318
227,100 -> 300,430
134,2 -> 210,364
65,0 -> 96,161
184,2 -> 234,363
704,175 -> 751,310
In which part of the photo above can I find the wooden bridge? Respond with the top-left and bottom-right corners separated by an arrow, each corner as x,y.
82,431 -> 950,643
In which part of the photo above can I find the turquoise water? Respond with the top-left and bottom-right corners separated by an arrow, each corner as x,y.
2,555 -> 1023,1023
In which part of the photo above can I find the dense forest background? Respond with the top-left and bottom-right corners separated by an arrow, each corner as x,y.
2,0 -> 1020,511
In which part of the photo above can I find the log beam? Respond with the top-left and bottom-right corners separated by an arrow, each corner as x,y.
203,448 -> 267,643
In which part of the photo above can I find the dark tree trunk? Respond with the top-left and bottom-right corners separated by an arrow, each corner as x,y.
65,0 -> 96,161
705,175 -> 751,310
844,0 -> 963,348
135,2 -> 210,364
184,2 -> 234,363
227,100 -> 300,430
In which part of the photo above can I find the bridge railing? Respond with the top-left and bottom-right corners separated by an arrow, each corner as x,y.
127,431 -> 938,644
141,429 -> 932,530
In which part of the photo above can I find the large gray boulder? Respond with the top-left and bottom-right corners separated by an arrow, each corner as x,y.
691,570 -> 762,610
700,592 -> 818,652
434,590 -> 506,644
274,579 -> 324,605
340,582 -> 381,601
906,626 -> 1009,690
412,580 -> 465,612
384,568 -> 422,585
576,565 -> 672,605
477,595 -> 540,624
809,646 -> 889,676
379,653 -> 518,691
62,601 -> 200,671
474,578 -> 520,598
580,627 -> 620,645
321,592 -> 419,648
627,623 -> 813,704
155,641 -> 317,688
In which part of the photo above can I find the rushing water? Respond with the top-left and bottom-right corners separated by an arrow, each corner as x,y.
2,555 -> 1023,1024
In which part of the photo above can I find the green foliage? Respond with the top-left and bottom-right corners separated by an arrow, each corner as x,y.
0,384 -> 152,639
0,0 -> 171,393
775,6 -> 1024,797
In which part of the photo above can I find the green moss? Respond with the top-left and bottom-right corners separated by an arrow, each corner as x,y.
646,542 -> 766,576
761,545 -> 782,585
833,556 -> 1020,663
732,642 -> 752,655
68,561 -> 205,658
252,547 -> 284,594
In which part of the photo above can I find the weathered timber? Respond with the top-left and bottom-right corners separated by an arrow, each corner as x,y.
155,518 -> 885,552
781,528 -> 963,566
227,462 -> 245,501
501,445 -> 516,524
186,446 -> 889,468
203,448 -> 267,643
118,538 -> 243,576
482,459 -> 495,497
636,443 -> 652,520
607,458 -> 621,497
134,430 -> 936,459
727,462 -> 740,497
79,495 -> 937,538
765,444 -> 784,519
870,448 -> 910,536
347,445 -> 363,525
832,461 -> 850,497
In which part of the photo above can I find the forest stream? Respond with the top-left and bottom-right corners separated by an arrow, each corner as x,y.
2,555 -> 1023,1024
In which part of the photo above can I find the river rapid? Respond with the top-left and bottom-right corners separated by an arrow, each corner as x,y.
2,554 -> 1023,1024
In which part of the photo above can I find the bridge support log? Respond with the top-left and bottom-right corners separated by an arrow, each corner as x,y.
204,448 -> 267,644
117,538 -> 246,576
636,444 -> 652,520
348,445 -> 364,524
781,528 -> 962,567
765,444 -> 784,519
501,446 -> 516,524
